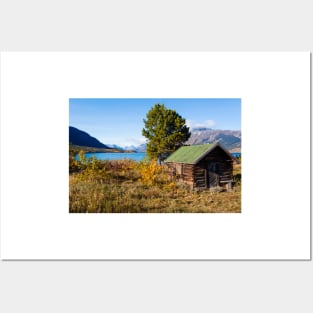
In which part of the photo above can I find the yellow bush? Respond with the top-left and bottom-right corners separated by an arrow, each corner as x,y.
137,160 -> 168,186
75,154 -> 107,182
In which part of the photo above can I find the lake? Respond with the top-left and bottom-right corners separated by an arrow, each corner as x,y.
77,152 -> 241,161
79,152 -> 147,162
231,152 -> 241,158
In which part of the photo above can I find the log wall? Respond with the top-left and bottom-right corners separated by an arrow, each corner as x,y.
197,146 -> 233,188
165,163 -> 195,187
165,146 -> 233,189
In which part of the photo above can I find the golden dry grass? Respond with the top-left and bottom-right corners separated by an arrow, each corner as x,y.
69,159 -> 241,213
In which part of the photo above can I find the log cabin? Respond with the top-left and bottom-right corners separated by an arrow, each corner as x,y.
164,143 -> 234,190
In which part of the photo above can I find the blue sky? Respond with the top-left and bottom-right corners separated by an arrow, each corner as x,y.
69,98 -> 241,147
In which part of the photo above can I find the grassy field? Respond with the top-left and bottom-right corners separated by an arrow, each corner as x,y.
69,154 -> 241,213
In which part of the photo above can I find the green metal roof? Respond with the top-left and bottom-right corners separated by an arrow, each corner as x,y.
164,144 -> 215,164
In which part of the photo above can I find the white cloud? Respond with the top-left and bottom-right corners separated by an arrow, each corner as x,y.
186,119 -> 192,128
124,137 -> 146,146
98,136 -> 146,147
186,119 -> 216,129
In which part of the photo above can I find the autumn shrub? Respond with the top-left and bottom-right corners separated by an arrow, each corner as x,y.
74,152 -> 106,182
137,160 -> 169,186
69,148 -> 83,173
69,156 -> 81,173
72,154 -> 141,184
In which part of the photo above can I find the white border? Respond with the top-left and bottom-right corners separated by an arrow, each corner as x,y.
0,52 -> 310,259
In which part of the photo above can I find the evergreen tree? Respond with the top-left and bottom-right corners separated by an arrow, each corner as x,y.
142,104 -> 191,162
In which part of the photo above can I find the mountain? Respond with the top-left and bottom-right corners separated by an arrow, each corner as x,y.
69,126 -> 240,153
69,126 -> 111,149
107,144 -> 124,150
186,128 -> 241,152
192,127 -> 213,132
124,128 -> 241,153
134,144 -> 146,153
124,143 -> 147,153
123,145 -> 136,151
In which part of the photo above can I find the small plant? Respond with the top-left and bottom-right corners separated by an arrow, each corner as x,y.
137,160 -> 167,186
69,148 -> 83,173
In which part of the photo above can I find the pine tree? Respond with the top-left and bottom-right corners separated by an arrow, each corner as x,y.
142,104 -> 191,162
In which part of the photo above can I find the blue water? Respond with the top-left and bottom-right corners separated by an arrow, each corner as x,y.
78,152 -> 147,162
77,152 -> 241,161
231,153 -> 241,158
